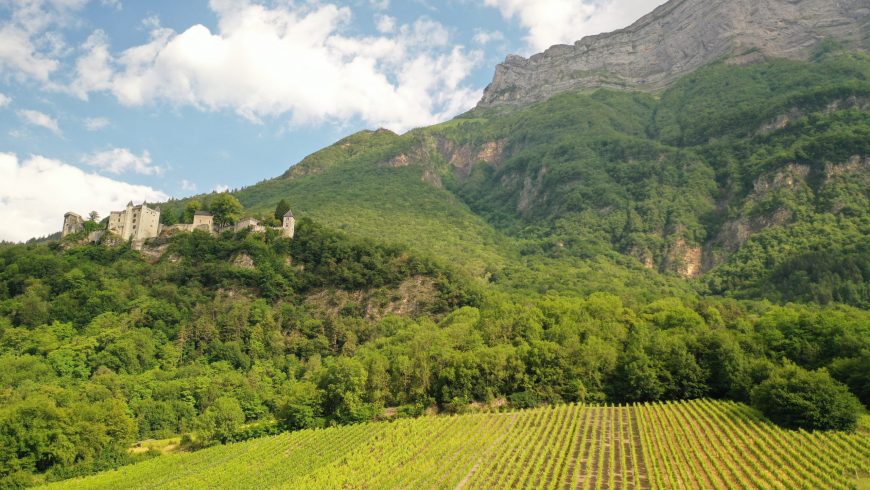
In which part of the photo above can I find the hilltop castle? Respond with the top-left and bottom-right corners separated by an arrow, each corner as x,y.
108,201 -> 161,241
62,202 -> 296,245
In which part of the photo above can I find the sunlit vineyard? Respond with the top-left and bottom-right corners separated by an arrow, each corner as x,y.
46,399 -> 870,489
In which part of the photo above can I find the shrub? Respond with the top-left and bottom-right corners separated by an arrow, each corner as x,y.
751,363 -> 862,431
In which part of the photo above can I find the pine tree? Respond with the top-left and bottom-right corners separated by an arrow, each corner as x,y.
274,199 -> 291,221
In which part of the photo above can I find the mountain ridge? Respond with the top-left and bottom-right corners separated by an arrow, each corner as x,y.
477,0 -> 870,108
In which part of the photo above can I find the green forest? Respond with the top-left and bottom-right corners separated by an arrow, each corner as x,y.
2,51 -> 870,488
1,223 -> 867,487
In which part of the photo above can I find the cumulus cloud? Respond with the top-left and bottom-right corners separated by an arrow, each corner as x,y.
0,93 -> 10,107
0,0 -> 89,82
213,184 -> 230,193
483,0 -> 665,51
0,24 -> 59,81
69,0 -> 483,132
18,109 -> 61,135
84,116 -> 109,130
82,147 -> 163,175
0,152 -> 168,242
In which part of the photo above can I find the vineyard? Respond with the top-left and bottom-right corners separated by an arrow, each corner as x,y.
46,399 -> 870,489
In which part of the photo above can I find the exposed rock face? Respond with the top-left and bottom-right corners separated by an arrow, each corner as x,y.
231,253 -> 256,270
478,0 -> 870,108
434,138 -> 508,180
305,276 -> 439,321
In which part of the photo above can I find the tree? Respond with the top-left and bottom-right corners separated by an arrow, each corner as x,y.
751,363 -> 862,431
209,194 -> 243,227
318,357 -> 373,423
160,209 -> 178,226
182,200 -> 202,223
277,380 -> 323,431
274,199 -> 291,221
830,352 -> 870,406
88,211 -> 99,222
196,397 -> 245,445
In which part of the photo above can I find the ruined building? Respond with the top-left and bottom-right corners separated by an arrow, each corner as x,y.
282,210 -> 295,238
61,212 -> 85,238
62,201 -> 296,244
193,211 -> 214,231
108,202 -> 161,241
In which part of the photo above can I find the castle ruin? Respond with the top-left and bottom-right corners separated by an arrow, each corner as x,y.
282,210 -> 295,239
61,212 -> 85,238
62,201 -> 296,245
108,201 -> 161,241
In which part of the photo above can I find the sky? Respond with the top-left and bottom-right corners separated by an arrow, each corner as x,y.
0,0 -> 665,242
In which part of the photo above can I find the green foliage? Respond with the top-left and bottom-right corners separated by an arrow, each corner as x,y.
5,53 -> 870,487
182,200 -> 202,224
273,199 -> 290,221
209,194 -> 244,227
196,397 -> 246,446
40,400 -> 870,490
751,363 -> 862,431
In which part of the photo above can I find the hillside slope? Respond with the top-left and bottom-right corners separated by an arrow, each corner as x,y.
169,53 -> 870,306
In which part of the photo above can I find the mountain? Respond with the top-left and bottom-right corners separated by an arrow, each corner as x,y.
146,0 -> 870,307
478,0 -> 870,107
158,50 -> 870,306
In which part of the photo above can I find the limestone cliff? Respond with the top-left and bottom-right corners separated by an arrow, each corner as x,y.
478,0 -> 870,107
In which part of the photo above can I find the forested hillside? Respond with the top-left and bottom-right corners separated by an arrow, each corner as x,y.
161,52 -> 870,307
2,223 -> 869,486
3,51 -> 870,488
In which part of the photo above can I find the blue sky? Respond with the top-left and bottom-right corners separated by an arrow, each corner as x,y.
0,0 -> 664,242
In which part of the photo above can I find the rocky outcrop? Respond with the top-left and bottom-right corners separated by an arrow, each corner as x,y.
665,239 -> 703,279
384,136 -> 510,186
705,156 -> 870,270
478,0 -> 870,108
434,138 -> 508,180
231,253 -> 256,270
305,276 -> 440,321
757,96 -> 870,135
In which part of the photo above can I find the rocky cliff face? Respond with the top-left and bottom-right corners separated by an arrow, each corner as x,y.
478,0 -> 870,108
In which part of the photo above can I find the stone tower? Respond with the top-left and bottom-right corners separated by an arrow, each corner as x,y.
107,201 -> 161,240
62,212 -> 85,238
192,211 -> 215,232
282,209 -> 295,238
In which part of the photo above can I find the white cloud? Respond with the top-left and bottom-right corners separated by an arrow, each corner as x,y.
84,116 -> 109,131
0,152 -> 168,242
213,184 -> 230,193
473,29 -> 505,45
375,14 -> 396,34
0,93 -> 10,107
18,109 -> 61,135
82,147 -> 163,175
69,1 -> 483,132
69,30 -> 114,98
369,0 -> 389,10
483,0 -> 665,51
0,24 -> 60,81
180,179 -> 197,192
0,0 -> 89,82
